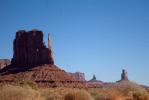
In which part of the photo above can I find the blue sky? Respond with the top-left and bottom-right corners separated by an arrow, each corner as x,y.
0,0 -> 149,86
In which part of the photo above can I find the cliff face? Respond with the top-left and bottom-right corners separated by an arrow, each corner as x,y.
11,30 -> 54,68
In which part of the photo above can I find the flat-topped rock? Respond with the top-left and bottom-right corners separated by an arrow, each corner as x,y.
69,72 -> 86,81
11,30 -> 54,68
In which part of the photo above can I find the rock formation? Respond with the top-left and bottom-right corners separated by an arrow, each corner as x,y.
69,72 -> 86,81
0,30 -> 85,87
0,59 -> 10,69
117,69 -> 129,83
92,74 -> 96,80
87,74 -> 103,88
11,30 -> 54,68
121,69 -> 128,81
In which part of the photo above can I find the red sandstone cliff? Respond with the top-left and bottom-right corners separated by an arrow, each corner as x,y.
11,30 -> 54,68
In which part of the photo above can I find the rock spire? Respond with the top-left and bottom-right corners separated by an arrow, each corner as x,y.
121,69 -> 128,80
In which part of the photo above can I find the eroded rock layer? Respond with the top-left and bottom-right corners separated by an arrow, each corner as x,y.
0,64 -> 84,87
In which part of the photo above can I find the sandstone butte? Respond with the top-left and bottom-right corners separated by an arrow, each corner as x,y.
0,30 -> 85,87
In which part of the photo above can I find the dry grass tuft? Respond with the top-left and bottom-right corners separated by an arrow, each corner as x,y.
40,87 -> 93,100
89,88 -> 125,100
64,89 -> 94,100
0,85 -> 43,100
88,81 -> 149,100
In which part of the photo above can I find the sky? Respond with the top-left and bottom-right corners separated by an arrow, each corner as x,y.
0,0 -> 149,86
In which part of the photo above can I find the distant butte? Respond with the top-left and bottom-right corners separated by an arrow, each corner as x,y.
87,74 -> 103,88
0,30 -> 85,87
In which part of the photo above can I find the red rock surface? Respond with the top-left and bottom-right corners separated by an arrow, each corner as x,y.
0,59 -> 10,69
11,30 -> 54,67
0,64 -> 84,87
0,30 -> 85,87
69,72 -> 86,81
